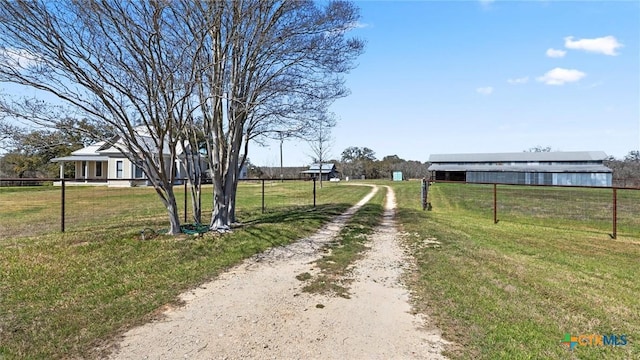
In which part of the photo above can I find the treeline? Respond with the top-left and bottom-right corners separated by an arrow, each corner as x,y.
3,126 -> 638,187
605,151 -> 640,188
252,147 -> 640,185
0,119 -> 112,178
253,146 -> 430,180
336,146 -> 430,180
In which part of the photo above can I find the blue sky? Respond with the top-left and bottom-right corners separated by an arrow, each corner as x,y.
256,0 -> 639,166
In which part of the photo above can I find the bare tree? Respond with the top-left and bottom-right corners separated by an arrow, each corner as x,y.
0,0 -> 363,233
307,112 -> 336,188
624,150 -> 640,162
185,1 -> 364,230
0,116 -> 18,151
181,120 -> 205,224
607,151 -> 640,187
0,0 -> 202,234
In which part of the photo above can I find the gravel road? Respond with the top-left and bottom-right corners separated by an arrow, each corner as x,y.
108,185 -> 449,359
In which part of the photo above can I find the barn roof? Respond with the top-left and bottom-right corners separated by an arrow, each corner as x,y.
427,164 -> 612,173
307,163 -> 336,170
429,151 -> 608,163
300,169 -> 334,174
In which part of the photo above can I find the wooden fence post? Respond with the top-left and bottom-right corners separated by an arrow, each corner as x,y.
421,179 -> 427,210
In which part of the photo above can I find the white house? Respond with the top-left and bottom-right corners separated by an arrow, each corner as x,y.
51,129 -> 205,187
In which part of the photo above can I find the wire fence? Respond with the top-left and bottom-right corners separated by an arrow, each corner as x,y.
0,178 -> 322,240
427,181 -> 640,239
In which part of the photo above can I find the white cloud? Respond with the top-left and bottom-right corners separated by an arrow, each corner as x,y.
476,86 -> 494,95
537,68 -> 586,85
507,76 -> 529,84
564,36 -> 623,56
546,48 -> 566,58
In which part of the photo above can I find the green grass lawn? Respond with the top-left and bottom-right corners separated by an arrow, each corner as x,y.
439,183 -> 640,238
0,181 -> 371,359
0,180 -> 335,240
392,181 -> 640,359
2,180 -> 638,359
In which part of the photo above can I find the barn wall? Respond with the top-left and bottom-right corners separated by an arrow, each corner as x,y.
466,171 -> 611,187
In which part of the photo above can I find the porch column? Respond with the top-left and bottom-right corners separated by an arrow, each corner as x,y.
59,161 -> 64,179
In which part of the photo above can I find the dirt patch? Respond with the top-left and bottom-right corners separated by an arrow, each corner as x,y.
107,185 -> 449,359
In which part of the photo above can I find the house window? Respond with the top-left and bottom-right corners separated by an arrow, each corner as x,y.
134,164 -> 144,179
81,161 -> 87,177
95,161 -> 102,177
116,160 -> 123,178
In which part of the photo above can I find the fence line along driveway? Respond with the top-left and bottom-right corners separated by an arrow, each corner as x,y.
0,178 -> 323,240
428,181 -> 640,239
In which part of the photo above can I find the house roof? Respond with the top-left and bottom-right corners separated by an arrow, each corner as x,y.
51,127 -> 190,163
429,151 -> 608,163
52,141 -> 110,162
71,141 -> 107,155
301,169 -> 335,174
98,134 -> 176,156
307,163 -> 336,170
427,164 -> 612,173
301,163 -> 337,174
51,155 -> 109,162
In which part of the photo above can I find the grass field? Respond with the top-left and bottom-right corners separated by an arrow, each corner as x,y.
2,180 -> 639,359
437,182 -> 640,238
392,181 -> 640,359
0,181 -> 371,359
0,180 -> 329,240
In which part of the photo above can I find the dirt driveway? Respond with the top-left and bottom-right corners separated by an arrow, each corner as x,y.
108,185 -> 449,359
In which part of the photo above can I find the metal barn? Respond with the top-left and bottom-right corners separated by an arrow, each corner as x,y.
428,151 -> 612,187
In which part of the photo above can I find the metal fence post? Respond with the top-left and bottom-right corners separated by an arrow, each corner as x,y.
493,183 -> 498,224
261,179 -> 265,214
61,178 -> 66,232
612,187 -> 617,239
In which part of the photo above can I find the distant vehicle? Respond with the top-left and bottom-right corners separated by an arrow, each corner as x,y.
329,177 -> 341,182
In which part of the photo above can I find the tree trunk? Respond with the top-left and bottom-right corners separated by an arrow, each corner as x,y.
210,153 -> 241,230
210,177 -> 231,230
190,185 -> 202,224
166,203 -> 182,235
210,194 -> 229,230
162,185 -> 182,235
